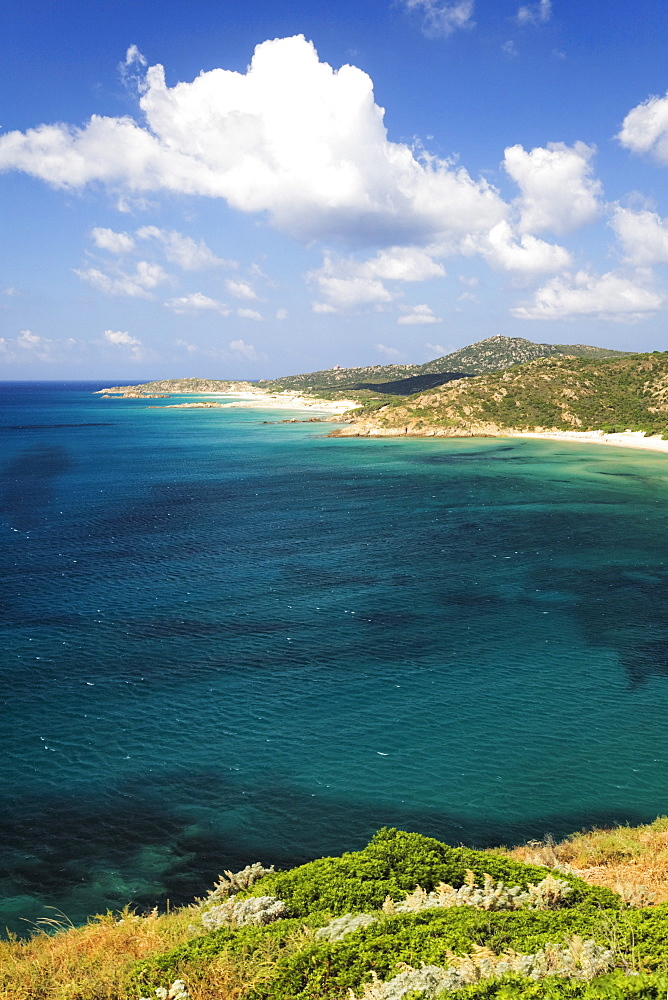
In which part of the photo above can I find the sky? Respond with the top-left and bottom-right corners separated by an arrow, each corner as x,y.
1,0 -> 668,380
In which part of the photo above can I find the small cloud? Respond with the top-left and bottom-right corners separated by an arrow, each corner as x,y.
18,329 -> 42,347
103,329 -> 141,347
617,90 -> 668,165
401,0 -> 476,38
237,308 -> 263,320
517,0 -> 551,25
397,303 -> 442,325
175,339 -> 198,353
426,342 -> 447,355
136,226 -> 232,270
103,328 -> 145,359
3,287 -> 20,297
502,40 -> 519,57
165,292 -> 230,315
91,227 -> 135,254
76,261 -> 168,298
229,338 -> 262,360
120,44 -> 148,94
276,308 -> 288,320
226,278 -> 257,300
376,343 -> 402,357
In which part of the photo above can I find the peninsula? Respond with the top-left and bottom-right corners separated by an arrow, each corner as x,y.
95,337 -> 668,452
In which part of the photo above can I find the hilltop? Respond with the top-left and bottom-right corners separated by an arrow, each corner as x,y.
334,352 -> 668,439
262,337 -> 629,398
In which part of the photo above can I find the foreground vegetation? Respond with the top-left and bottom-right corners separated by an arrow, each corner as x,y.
5,820 -> 668,999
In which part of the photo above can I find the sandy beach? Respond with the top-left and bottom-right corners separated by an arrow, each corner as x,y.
161,391 -> 361,414
508,429 -> 668,454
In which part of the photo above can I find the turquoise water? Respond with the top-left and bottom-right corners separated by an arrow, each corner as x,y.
3,382 -> 668,934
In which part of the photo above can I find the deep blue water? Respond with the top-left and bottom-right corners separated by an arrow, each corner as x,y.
3,381 -> 668,934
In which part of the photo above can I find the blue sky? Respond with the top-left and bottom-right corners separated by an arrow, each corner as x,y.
1,0 -> 668,379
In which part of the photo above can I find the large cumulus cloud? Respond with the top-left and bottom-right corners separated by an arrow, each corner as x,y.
0,35 -> 505,247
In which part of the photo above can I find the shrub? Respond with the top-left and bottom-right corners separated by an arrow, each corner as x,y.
243,829 -> 617,917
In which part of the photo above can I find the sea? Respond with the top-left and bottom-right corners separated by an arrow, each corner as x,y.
3,381 -> 668,935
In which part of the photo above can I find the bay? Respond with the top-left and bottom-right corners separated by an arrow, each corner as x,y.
2,381 -> 668,934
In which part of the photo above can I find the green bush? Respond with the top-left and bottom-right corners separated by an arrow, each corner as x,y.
245,829 -> 618,917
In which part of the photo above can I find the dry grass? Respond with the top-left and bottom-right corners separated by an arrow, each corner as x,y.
0,904 -> 199,1000
501,816 -> 668,904
5,819 -> 668,999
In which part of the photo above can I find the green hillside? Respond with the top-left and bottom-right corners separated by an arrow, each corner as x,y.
337,352 -> 668,438
264,337 -> 629,398
419,335 -> 629,376
95,378 -> 255,394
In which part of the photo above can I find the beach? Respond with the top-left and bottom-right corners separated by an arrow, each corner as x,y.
508,429 -> 668,454
182,391 -> 361,413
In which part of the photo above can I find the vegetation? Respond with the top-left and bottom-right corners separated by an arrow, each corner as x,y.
96,378 -> 256,394
262,337 -> 628,398
96,338 -> 630,405
7,821 -> 668,999
340,352 -> 668,438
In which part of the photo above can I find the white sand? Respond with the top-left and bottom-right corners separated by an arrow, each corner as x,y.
197,391 -> 361,413
508,429 -> 668,454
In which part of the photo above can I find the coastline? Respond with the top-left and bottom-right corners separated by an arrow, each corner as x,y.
193,391 -> 361,413
331,422 -> 668,454
507,429 -> 668,454
102,388 -> 361,414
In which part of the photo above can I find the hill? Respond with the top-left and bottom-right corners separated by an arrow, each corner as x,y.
95,378 -> 255,394
263,336 -> 629,398
5,820 -> 668,999
95,340 -> 629,403
335,352 -> 668,438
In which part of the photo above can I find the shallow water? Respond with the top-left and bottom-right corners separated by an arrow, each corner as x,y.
2,382 -> 668,933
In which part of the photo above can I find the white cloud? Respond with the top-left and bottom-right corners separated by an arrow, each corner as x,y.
136,226 -> 230,269
175,338 -> 198,352
103,329 -> 140,346
426,342 -> 447,355
76,260 -> 168,297
401,0 -> 475,38
502,41 -> 519,57
471,220 -> 571,273
18,329 -> 42,347
236,307 -> 263,320
610,207 -> 668,266
103,328 -> 145,359
517,0 -> 551,25
0,36 -> 504,247
0,329 -> 76,364
503,141 -> 602,236
2,287 -> 19,296
229,338 -> 262,360
226,278 -> 257,300
511,270 -> 663,322
276,308 -> 288,320
309,246 -> 444,313
91,226 -> 136,253
165,292 -> 230,315
397,303 -> 442,324
617,92 -> 668,164
376,343 -> 402,357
